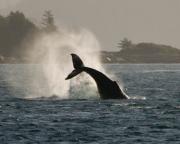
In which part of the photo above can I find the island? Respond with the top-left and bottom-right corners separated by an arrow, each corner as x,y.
101,41 -> 180,63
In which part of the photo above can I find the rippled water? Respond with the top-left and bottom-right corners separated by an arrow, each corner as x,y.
0,64 -> 180,144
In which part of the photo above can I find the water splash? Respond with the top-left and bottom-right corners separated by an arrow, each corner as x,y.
25,28 -> 106,99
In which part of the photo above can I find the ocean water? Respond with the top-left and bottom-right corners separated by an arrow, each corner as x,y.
0,64 -> 180,144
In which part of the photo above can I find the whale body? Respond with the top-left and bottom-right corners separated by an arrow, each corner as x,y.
65,54 -> 129,99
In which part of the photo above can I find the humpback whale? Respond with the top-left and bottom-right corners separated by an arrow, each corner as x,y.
65,54 -> 129,99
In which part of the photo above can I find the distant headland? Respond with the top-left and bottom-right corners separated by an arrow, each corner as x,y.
0,11 -> 180,64
101,39 -> 180,63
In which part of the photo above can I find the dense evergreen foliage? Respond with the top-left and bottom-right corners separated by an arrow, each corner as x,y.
0,11 -> 37,58
0,11 -> 56,63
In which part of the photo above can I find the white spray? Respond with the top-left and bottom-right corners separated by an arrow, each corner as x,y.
25,28 -> 107,99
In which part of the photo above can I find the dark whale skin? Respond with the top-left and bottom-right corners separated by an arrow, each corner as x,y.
66,54 -> 128,99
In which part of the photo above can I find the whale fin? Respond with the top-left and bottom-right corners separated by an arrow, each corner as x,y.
71,53 -> 84,70
65,54 -> 84,80
65,69 -> 82,80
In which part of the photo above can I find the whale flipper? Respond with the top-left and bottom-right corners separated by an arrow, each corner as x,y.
71,54 -> 84,69
65,69 -> 82,80
65,54 -> 84,80
65,53 -> 128,99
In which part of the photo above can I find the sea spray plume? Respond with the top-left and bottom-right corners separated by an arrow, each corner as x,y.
4,27 -> 126,99
21,28 -> 107,99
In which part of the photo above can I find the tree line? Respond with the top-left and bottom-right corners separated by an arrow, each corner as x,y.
118,37 -> 180,54
1,10 -> 179,63
0,10 -> 56,62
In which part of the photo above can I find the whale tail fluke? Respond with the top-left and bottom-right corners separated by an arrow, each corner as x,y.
65,54 -> 84,80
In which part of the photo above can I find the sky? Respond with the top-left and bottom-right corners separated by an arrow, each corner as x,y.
0,0 -> 180,51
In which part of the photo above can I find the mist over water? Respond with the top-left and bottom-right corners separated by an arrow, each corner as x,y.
17,28 -> 107,99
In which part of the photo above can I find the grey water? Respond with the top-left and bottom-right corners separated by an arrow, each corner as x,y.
0,64 -> 180,144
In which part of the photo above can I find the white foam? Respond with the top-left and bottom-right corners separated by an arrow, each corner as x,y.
24,28 -> 107,99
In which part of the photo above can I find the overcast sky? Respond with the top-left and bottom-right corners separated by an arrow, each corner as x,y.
0,0 -> 180,51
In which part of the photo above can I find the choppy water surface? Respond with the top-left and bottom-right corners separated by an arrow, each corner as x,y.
0,64 -> 180,144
